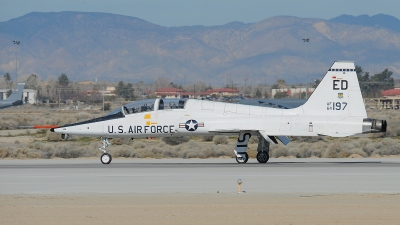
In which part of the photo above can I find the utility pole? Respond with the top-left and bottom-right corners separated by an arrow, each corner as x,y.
13,40 -> 20,83
302,38 -> 310,99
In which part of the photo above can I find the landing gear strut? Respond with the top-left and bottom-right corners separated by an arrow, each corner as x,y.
256,134 -> 270,163
234,132 -> 252,164
99,137 -> 112,164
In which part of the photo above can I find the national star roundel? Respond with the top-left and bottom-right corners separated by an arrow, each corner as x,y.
179,119 -> 204,131
185,119 -> 198,131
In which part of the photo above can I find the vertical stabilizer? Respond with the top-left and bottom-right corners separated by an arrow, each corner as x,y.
6,83 -> 25,101
301,61 -> 367,118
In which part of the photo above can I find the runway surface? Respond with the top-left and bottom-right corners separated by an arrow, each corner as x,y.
1,158 -> 400,194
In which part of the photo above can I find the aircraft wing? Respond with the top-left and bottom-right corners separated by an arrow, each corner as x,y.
208,129 -> 290,145
238,99 -> 306,109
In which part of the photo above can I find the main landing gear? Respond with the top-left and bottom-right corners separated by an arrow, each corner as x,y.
256,134 -> 270,163
234,132 -> 252,164
99,137 -> 112,164
234,132 -> 270,164
235,152 -> 249,163
256,151 -> 269,163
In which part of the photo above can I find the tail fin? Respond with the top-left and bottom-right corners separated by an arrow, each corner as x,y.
6,83 -> 25,101
301,61 -> 367,117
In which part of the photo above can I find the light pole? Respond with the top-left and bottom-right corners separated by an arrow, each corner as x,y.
102,86 -> 105,111
302,38 -> 310,99
13,40 -> 20,83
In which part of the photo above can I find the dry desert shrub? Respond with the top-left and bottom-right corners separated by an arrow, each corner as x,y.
362,142 -> 382,156
110,145 -> 135,157
248,135 -> 258,144
246,143 -> 258,158
40,145 -> 55,159
386,119 -> 400,137
201,145 -> 233,158
201,135 -> 214,142
75,112 -> 93,121
9,148 -> 41,159
0,148 -> 9,158
0,120 -> 18,130
133,141 -> 145,149
36,142 -> 99,159
32,141 -> 43,150
131,142 -> 174,158
53,145 -> 83,158
1,107 -> 400,160
323,143 -> 352,158
111,138 -> 132,145
134,148 -> 156,158
291,142 -> 323,158
213,135 -> 228,145
373,138 -> 400,156
178,141 -> 233,158
162,136 -> 190,145
46,130 -> 63,141
152,144 -> 175,158
270,145 -> 290,158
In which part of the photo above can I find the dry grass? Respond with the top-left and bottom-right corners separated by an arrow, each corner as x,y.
0,105 -> 399,160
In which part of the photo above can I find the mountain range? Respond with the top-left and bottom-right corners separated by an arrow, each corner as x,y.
1,12 -> 400,85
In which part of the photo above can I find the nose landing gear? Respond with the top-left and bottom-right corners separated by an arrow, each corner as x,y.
101,153 -> 112,164
99,137 -> 112,164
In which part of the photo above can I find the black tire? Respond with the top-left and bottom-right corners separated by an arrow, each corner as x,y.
235,152 -> 249,164
100,153 -> 112,164
256,151 -> 269,163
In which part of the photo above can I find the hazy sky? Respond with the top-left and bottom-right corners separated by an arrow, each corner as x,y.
1,0 -> 399,26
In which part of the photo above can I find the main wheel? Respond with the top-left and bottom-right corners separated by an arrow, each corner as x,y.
256,151 -> 269,163
236,152 -> 249,163
100,153 -> 112,164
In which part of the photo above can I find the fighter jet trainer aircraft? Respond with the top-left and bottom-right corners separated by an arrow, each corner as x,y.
51,61 -> 387,164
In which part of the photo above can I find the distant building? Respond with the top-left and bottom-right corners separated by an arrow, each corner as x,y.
0,88 -> 37,104
23,89 -> 37,104
200,88 -> 240,97
382,88 -> 400,98
154,87 -> 240,99
155,87 -> 183,98
86,86 -> 115,97
271,87 -> 315,99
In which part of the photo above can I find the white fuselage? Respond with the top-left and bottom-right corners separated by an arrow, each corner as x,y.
54,99 -> 365,138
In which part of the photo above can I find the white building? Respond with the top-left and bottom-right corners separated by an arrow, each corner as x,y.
0,88 -> 37,104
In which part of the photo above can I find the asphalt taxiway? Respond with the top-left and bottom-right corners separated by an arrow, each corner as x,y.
1,158 -> 400,194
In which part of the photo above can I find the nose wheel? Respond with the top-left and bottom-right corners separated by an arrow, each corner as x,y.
101,153 -> 112,164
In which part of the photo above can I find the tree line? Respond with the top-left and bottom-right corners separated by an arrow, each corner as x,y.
270,66 -> 395,99
1,65 -> 397,102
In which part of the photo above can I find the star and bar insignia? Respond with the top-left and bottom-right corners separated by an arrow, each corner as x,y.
179,119 -> 204,131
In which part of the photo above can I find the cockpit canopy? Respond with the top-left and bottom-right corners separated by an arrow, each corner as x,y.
106,98 -> 187,118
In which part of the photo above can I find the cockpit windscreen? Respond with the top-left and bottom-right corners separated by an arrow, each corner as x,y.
106,98 -> 187,117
